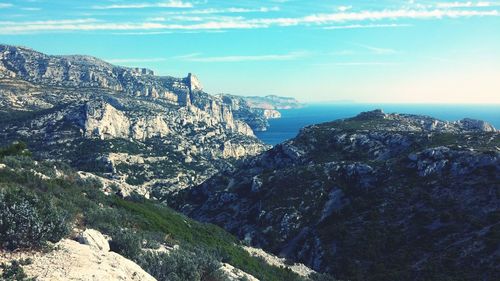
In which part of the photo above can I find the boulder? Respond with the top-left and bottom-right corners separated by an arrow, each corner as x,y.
78,229 -> 110,252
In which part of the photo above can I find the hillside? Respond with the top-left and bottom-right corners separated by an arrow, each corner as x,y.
175,110 -> 500,281
0,142 -> 330,281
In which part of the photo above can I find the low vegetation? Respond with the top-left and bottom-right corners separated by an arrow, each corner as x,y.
0,143 -> 314,281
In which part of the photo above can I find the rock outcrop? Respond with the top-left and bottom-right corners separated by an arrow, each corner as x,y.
175,110 -> 500,281
0,232 -> 156,281
78,229 -> 111,252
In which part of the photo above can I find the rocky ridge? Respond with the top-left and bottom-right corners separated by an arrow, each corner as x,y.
175,110 -> 500,281
0,44 -> 270,196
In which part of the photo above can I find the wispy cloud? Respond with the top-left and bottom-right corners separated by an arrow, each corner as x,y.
105,58 -> 168,64
0,20 -> 262,34
157,6 -> 280,15
173,53 -> 202,59
92,1 -> 193,10
337,6 -> 352,12
20,7 -> 41,11
0,2 -> 13,8
1,8 -> 498,34
352,43 -> 398,55
436,1 -> 499,8
0,18 -> 99,25
178,51 -> 309,62
250,9 -> 500,26
318,62 -> 399,67
324,23 -> 411,30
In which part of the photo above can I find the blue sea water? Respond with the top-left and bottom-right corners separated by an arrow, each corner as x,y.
255,104 -> 500,145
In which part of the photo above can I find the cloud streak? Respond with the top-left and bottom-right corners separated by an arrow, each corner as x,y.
179,52 -> 309,62
324,23 -> 412,30
436,1 -> 499,8
332,62 -> 398,66
105,58 -> 168,64
250,9 -> 500,26
0,8 -> 498,34
92,1 -> 193,10
352,43 -> 398,55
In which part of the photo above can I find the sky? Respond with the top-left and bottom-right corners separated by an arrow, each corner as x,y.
0,0 -> 499,104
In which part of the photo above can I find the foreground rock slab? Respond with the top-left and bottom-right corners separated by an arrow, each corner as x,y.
0,238 -> 156,281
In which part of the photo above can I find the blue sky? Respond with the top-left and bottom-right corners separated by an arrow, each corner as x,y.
1,0 -> 499,103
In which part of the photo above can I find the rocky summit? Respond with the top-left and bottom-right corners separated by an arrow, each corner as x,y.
175,110 -> 500,281
0,44 -> 271,197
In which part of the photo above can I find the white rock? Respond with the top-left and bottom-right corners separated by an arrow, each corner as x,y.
78,229 -> 110,252
220,263 -> 259,281
0,239 -> 156,281
243,246 -> 315,277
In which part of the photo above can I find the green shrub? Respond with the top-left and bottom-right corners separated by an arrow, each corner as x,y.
0,142 -> 30,159
0,188 -> 70,250
309,272 -> 339,281
137,248 -> 225,281
109,229 -> 143,259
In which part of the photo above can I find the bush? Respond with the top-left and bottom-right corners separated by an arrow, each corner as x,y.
109,229 -> 143,259
0,142 -> 31,159
309,272 -> 339,281
137,248 -> 225,281
0,188 -> 70,250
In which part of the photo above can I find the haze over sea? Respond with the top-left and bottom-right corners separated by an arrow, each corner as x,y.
255,103 -> 500,145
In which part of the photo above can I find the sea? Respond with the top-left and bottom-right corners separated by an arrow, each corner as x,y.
254,103 -> 500,145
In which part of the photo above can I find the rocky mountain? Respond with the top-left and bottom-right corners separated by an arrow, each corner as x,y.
175,110 -> 500,281
0,44 -> 270,197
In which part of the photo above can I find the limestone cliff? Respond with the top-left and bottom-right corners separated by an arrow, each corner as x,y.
0,44 -> 268,196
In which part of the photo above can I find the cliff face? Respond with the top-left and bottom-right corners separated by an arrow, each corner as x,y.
0,44 -> 268,196
175,110 -> 500,281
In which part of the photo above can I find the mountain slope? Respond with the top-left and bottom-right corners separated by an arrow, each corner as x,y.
175,110 -> 500,281
0,143 -> 325,281
0,44 -> 269,197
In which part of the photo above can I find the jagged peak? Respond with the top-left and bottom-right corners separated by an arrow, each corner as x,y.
187,72 -> 203,92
